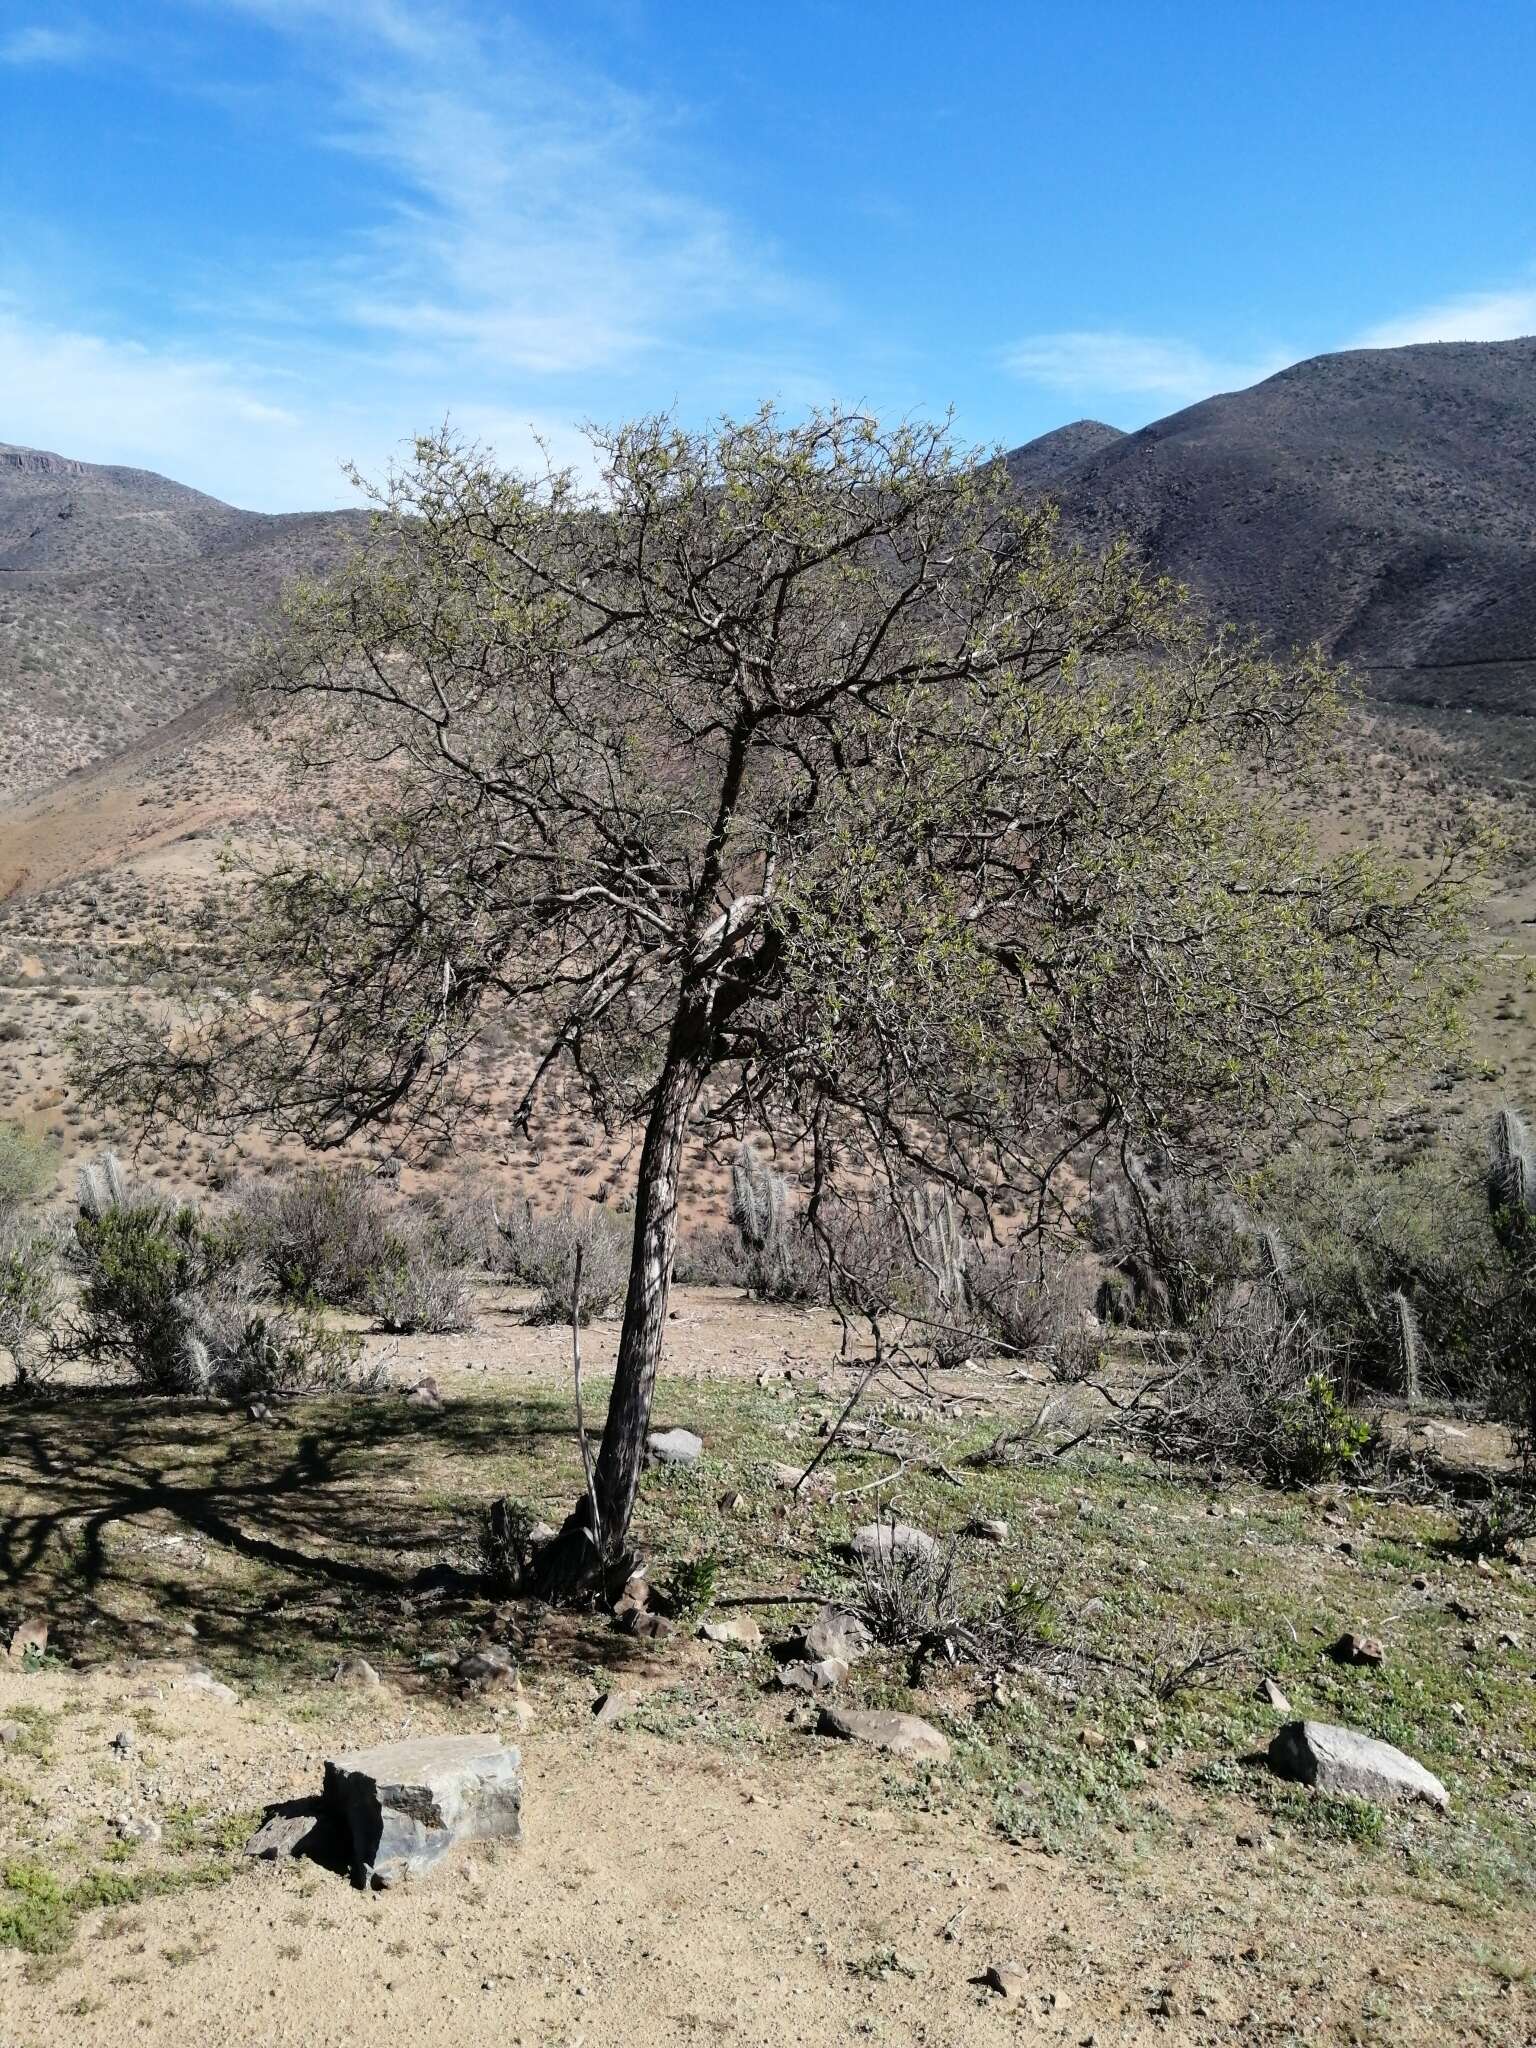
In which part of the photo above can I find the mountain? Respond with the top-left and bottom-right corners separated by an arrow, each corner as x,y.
0,445 -> 369,802
1006,338 -> 1536,711
1002,419 -> 1126,495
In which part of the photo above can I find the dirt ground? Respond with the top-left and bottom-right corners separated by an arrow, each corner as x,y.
3,1289 -> 1535,2046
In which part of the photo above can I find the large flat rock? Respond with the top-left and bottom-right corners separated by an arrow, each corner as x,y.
1268,1719 -> 1448,1811
323,1733 -> 523,1888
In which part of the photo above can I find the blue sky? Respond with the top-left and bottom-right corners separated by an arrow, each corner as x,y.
2,0 -> 1534,510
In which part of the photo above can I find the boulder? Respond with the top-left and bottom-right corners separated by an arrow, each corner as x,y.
1267,1720 -> 1448,1811
817,1706 -> 950,1760
802,1607 -> 873,1666
323,1734 -> 523,1888
647,1427 -> 703,1467
849,1522 -> 939,1568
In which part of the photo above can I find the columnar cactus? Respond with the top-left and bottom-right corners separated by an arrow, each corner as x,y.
1386,1288 -> 1424,1408
1487,1107 -> 1536,1250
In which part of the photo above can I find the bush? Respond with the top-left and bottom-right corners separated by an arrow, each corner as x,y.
0,1122 -> 52,1217
490,1196 -> 630,1323
727,1145 -> 824,1303
231,1166 -> 392,1306
72,1153 -> 363,1396
1136,1292 -> 1373,1485
1089,1168 -> 1250,1328
366,1209 -> 475,1334
0,1216 -> 61,1386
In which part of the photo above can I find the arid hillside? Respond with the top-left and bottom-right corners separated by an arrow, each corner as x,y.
0,444 -> 368,803
1007,336 -> 1536,712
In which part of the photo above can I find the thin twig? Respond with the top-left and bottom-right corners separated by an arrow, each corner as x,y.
793,1354 -> 881,1493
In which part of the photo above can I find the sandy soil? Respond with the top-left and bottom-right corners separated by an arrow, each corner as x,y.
4,1653 -> 1531,2048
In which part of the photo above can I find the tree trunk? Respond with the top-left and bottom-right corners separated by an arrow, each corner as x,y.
533,1027 -> 707,1597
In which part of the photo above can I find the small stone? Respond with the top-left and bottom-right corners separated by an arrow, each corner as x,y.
983,1961 -> 1026,1999
1078,1726 -> 1106,1751
1329,1631 -> 1385,1666
323,1733 -> 523,1888
1256,1676 -> 1292,1712
776,1657 -> 848,1694
849,1522 -> 940,1568
816,1706 -> 949,1760
332,1655 -> 383,1690
646,1427 -> 703,1467
770,1462 -> 833,1500
1412,1574 -> 1430,1591
109,1729 -> 136,1756
620,1606 -> 676,1640
405,1377 -> 443,1411
247,1401 -> 272,1423
114,1816 -> 162,1846
699,1616 -> 763,1648
803,1607 -> 873,1665
1128,1733 -> 1149,1758
452,1646 -> 515,1686
1268,1719 -> 1448,1811
7,1617 -> 48,1663
244,1808 -> 322,1861
965,1516 -> 1009,1546
1498,1630 -> 1523,1651
174,1672 -> 238,1704
592,1691 -> 644,1728
0,1722 -> 21,1748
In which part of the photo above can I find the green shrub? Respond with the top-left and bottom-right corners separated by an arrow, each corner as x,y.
490,1196 -> 630,1323
0,1121 -> 52,1216
0,1217 -> 62,1385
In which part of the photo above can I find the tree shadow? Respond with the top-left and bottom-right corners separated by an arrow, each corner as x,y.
0,1384 -> 590,1675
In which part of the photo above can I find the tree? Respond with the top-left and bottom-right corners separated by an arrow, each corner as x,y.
74,407 -> 1473,1591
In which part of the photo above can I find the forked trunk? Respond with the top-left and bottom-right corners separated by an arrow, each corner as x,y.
533,1031 -> 707,1597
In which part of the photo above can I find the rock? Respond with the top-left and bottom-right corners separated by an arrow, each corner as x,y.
1330,1631 -> 1385,1666
405,1377 -> 442,1411
0,1722 -> 21,1748
966,1516 -> 1009,1546
323,1733 -> 523,1888
244,1802 -> 326,1862
849,1522 -> 940,1568
776,1657 -> 848,1694
817,1706 -> 949,1760
331,1656 -> 383,1690
699,1616 -> 763,1648
770,1462 -> 833,1500
526,1521 -> 558,1550
1268,1720 -> 1449,1811
803,1606 -> 873,1665
109,1728 -> 135,1756
452,1645 -> 515,1685
1256,1676 -> 1292,1712
592,1690 -> 644,1729
173,1672 -> 238,1704
7,1617 -> 48,1663
646,1427 -> 703,1467
114,1815 -> 162,1846
619,1606 -> 676,1640
983,1961 -> 1026,1999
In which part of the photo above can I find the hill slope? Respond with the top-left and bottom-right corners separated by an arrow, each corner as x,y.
1010,338 -> 1536,709
0,445 -> 368,801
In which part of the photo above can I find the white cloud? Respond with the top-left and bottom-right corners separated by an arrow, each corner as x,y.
1355,286 -> 1536,348
0,25 -> 94,65
1002,329 -> 1289,406
223,0 -> 796,378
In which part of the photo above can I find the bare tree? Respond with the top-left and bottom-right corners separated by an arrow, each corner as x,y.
75,407 -> 1471,1592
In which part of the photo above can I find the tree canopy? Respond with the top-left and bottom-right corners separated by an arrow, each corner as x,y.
75,406 -> 1476,1584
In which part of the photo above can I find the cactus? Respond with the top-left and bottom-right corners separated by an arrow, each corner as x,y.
1487,1107 -> 1536,1251
909,1184 -> 968,1319
729,1143 -> 792,1294
1255,1227 -> 1293,1301
1386,1288 -> 1424,1407
77,1150 -> 127,1222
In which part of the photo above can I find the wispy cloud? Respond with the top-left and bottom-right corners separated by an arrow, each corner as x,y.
225,0 -> 799,378
0,300 -> 602,511
1001,329 -> 1288,407
0,24 -> 95,65
1355,285 -> 1536,348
